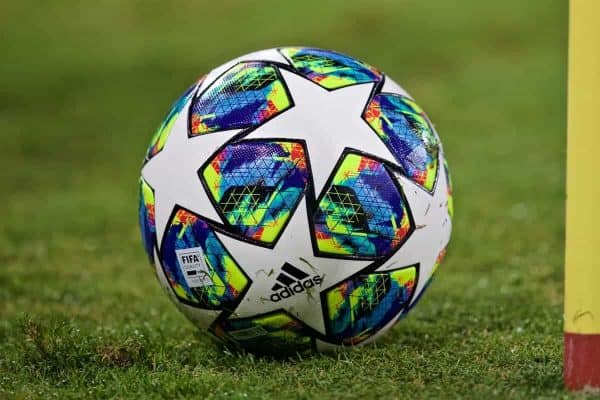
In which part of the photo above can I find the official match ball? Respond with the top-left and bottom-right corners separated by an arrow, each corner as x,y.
139,47 -> 453,354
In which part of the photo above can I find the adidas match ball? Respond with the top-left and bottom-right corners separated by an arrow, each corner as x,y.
139,47 -> 453,355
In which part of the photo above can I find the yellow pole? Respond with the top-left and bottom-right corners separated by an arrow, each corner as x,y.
564,0 -> 600,390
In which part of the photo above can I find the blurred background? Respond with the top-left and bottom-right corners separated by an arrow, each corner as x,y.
0,1 -> 567,398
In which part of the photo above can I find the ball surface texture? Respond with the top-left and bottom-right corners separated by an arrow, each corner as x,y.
139,47 -> 453,354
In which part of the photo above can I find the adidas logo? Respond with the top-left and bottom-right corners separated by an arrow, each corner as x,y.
269,263 -> 323,302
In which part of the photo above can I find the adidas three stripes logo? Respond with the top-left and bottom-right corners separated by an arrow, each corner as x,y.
269,263 -> 323,302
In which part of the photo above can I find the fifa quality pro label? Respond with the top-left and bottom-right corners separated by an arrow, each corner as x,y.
175,247 -> 212,288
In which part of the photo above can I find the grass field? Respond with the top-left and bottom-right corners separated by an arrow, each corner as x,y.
0,1 -> 577,398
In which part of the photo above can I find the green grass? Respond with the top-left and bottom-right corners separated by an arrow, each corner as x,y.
0,0 -> 580,398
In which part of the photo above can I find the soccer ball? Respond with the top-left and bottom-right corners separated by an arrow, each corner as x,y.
139,47 -> 453,355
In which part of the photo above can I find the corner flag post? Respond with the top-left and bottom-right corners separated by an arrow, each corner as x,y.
565,0 -> 600,391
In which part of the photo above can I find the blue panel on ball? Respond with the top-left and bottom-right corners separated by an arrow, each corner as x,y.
313,153 -> 413,259
138,178 -> 156,263
324,265 -> 417,345
211,310 -> 314,356
201,140 -> 308,244
160,208 -> 249,310
363,94 -> 439,192
189,62 -> 291,135
280,47 -> 382,89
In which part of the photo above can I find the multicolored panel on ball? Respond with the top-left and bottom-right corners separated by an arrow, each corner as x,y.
138,178 -> 156,263
363,94 -> 439,192
146,81 -> 199,160
406,251 -> 445,313
313,153 -> 413,258
190,62 -> 291,135
324,265 -> 417,345
444,158 -> 454,219
160,208 -> 249,310
280,47 -> 381,90
202,140 -> 308,244
432,247 -> 447,277
211,311 -> 313,356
